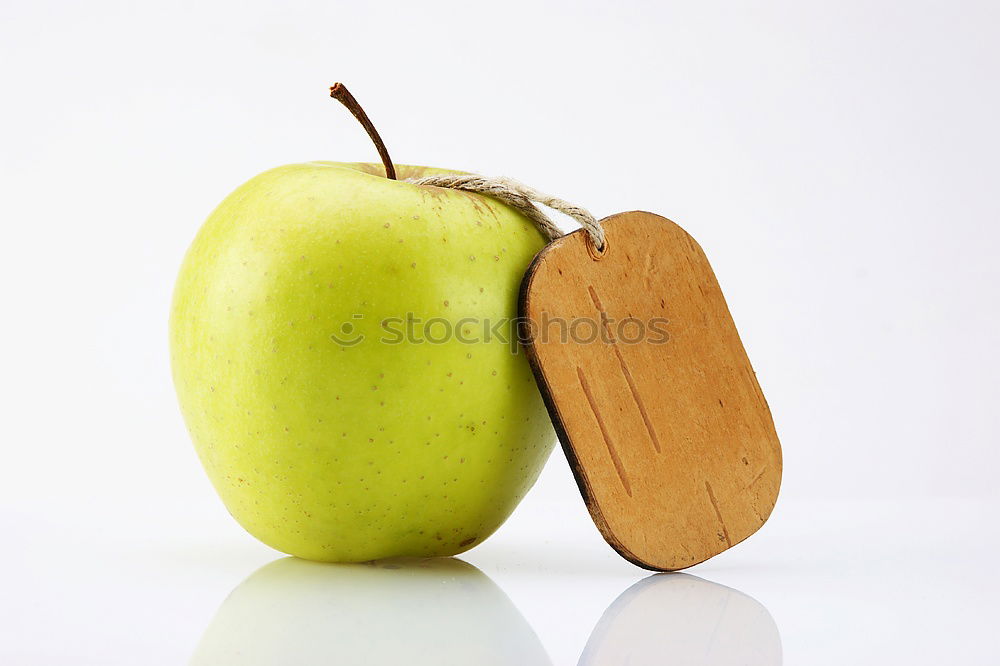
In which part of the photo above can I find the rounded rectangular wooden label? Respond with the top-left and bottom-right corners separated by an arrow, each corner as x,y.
519,211 -> 782,570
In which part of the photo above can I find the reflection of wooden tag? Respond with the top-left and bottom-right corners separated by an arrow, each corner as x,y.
519,211 -> 782,571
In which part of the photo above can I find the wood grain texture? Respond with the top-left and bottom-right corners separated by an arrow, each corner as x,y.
519,211 -> 782,571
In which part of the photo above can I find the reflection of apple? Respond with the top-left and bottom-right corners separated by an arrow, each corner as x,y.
169,158 -> 555,561
190,557 -> 551,666
580,573 -> 782,665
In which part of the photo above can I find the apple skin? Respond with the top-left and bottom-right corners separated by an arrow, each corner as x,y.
170,162 -> 555,561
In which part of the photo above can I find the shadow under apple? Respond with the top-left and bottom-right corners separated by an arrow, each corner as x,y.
190,556 -> 551,666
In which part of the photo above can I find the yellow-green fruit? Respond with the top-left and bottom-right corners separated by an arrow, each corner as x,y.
170,162 -> 555,561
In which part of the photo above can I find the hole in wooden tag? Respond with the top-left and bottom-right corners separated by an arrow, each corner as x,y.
519,211 -> 782,571
586,232 -> 608,261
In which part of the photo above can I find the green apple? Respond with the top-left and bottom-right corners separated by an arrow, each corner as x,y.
170,160 -> 555,561
190,557 -> 551,665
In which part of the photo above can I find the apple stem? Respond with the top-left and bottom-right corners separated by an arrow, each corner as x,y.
329,83 -> 397,180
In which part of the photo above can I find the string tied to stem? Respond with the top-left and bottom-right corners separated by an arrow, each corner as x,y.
406,174 -> 606,252
330,82 -> 604,251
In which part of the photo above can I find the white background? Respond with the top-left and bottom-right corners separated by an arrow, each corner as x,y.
2,0 -> 998,663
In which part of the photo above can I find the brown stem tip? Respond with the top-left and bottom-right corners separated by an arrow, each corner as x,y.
329,82 -> 397,180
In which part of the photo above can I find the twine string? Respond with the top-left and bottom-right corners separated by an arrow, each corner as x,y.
406,174 -> 606,251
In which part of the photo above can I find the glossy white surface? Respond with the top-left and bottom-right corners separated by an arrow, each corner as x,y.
2,0 -> 998,663
2,482 -> 997,664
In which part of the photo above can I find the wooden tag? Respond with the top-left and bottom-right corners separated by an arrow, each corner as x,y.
519,211 -> 782,571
